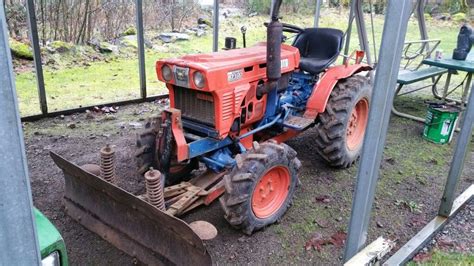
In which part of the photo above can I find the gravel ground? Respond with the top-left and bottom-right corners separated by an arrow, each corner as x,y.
412,199 -> 474,263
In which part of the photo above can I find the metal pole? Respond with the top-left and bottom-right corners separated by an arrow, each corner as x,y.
438,85 -> 474,217
343,1 -> 355,64
0,4 -> 41,264
136,0 -> 146,99
416,0 -> 429,40
343,0 -> 413,261
212,0 -> 219,52
416,0 -> 430,52
26,0 -> 47,114
354,0 -> 372,66
314,0 -> 322,27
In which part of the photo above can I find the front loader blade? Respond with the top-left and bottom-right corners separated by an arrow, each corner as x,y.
50,152 -> 212,265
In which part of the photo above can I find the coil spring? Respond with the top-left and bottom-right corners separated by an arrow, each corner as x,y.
145,168 -> 165,211
100,144 -> 116,183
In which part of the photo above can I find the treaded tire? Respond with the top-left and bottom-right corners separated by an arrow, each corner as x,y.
219,141 -> 301,235
314,75 -> 371,168
136,117 -> 161,175
135,117 -> 197,185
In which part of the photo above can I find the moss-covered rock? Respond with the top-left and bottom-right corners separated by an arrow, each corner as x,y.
452,12 -> 467,22
49,41 -> 74,53
9,38 -> 33,60
122,27 -> 137,36
118,35 -> 138,49
98,42 -> 118,53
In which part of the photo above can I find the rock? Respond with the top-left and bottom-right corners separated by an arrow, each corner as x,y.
128,122 -> 142,129
314,218 -> 329,228
197,17 -> 212,27
335,217 -> 342,222
196,29 -> 206,37
67,123 -> 76,129
248,12 -> 258,17
98,42 -> 118,54
157,33 -> 190,43
118,35 -> 138,49
144,39 -> 153,48
9,38 -> 33,60
48,40 -> 74,53
376,221 -> 384,228
452,12 -> 467,22
122,27 -> 137,36
88,37 -> 101,48
85,110 -> 95,120
434,13 -> 451,21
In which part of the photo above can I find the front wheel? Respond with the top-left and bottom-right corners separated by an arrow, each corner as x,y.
314,75 -> 371,168
135,117 -> 198,185
219,141 -> 301,235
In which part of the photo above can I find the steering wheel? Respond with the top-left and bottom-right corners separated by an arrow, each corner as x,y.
263,22 -> 304,34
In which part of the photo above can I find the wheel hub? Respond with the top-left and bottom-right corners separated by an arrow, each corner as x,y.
251,166 -> 290,219
346,98 -> 369,151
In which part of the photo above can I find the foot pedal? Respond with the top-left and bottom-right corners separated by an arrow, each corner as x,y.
283,115 -> 314,130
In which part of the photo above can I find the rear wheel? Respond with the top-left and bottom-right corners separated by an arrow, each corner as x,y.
314,75 -> 371,168
135,117 -> 198,185
219,141 -> 301,235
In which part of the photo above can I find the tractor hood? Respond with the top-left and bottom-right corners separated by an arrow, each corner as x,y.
156,42 -> 300,91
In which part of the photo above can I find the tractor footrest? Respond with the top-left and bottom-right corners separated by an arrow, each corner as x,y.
283,115 -> 314,130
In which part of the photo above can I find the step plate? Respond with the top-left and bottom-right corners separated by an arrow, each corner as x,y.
283,115 -> 314,130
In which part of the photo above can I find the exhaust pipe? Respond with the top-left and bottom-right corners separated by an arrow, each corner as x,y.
261,0 -> 283,96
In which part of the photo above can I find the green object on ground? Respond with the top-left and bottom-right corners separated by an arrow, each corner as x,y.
9,38 -> 33,60
34,208 -> 68,265
423,103 -> 460,144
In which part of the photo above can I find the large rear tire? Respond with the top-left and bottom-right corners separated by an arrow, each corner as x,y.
314,75 -> 371,168
135,117 -> 198,185
219,141 -> 301,235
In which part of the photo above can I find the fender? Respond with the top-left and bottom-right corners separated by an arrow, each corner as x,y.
303,64 -> 372,119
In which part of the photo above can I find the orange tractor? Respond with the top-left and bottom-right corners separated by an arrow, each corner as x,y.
135,0 -> 371,235
52,0 -> 372,263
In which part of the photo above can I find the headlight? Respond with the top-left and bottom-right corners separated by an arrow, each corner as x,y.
42,251 -> 60,266
161,65 -> 172,81
193,71 -> 205,88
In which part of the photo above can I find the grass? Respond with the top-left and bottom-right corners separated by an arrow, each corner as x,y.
409,250 -> 474,265
15,8 -> 461,116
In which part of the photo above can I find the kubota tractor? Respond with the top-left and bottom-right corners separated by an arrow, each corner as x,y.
135,0 -> 372,235
51,0 -> 373,263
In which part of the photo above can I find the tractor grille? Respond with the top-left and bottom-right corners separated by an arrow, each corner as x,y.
173,86 -> 215,126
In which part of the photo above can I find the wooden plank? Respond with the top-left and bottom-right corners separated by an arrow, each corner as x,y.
345,237 -> 395,266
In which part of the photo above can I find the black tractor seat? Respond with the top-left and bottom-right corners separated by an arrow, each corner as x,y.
292,28 -> 344,74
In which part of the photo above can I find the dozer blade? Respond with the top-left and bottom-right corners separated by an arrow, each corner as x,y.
50,152 -> 212,265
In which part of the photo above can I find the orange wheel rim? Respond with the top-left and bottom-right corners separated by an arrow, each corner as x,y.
251,166 -> 290,219
346,98 -> 369,151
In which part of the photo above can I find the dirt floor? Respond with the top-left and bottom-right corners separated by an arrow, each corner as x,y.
25,96 -> 473,265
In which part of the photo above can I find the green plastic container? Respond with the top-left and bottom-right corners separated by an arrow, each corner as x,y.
423,103 -> 460,144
